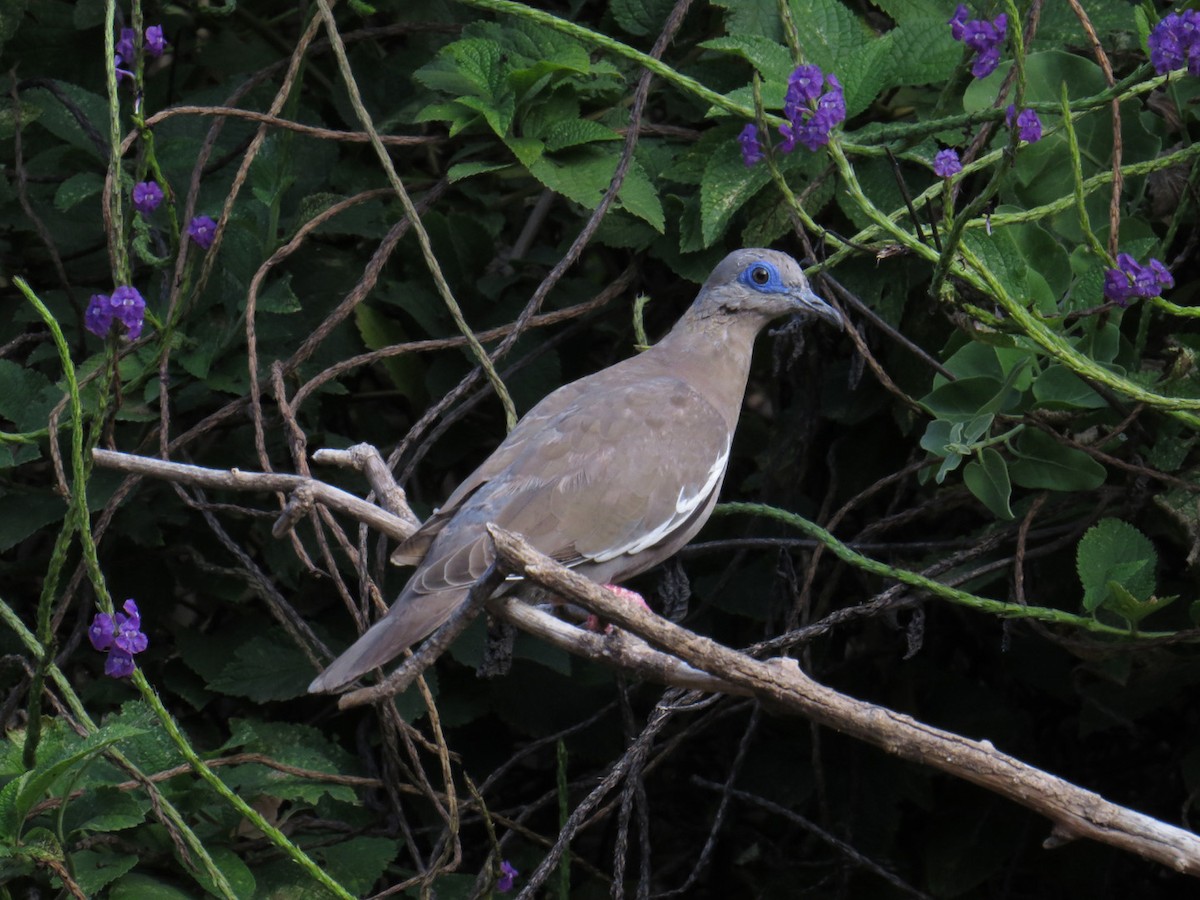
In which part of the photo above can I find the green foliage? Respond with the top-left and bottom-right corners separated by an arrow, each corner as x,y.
2,0 -> 1200,896
1077,518 -> 1176,625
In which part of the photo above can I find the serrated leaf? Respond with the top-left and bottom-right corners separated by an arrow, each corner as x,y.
616,159 -> 665,233
1077,518 -> 1157,613
700,135 -> 773,246
68,849 -> 138,896
886,16 -> 962,85
788,0 -> 872,73
23,82 -> 108,157
710,0 -> 783,41
699,35 -> 794,82
205,634 -> 316,702
188,846 -> 255,900
840,33 -> 895,117
63,786 -> 146,836
527,150 -> 664,232
319,837 -> 401,894
541,119 -> 621,152
963,447 -> 1013,520
0,723 -> 145,841
53,171 -> 104,212
258,273 -> 301,314
611,0 -> 676,36
1009,429 -> 1106,491
447,160 -> 510,182
962,228 -> 1028,304
219,719 -> 359,804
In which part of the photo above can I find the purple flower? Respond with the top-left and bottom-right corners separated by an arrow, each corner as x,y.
950,5 -> 1007,79
785,65 -> 825,111
775,65 -> 845,154
116,27 -> 136,61
188,215 -> 217,250
933,149 -> 962,178
1148,11 -> 1200,75
1103,253 -> 1173,307
948,5 -> 969,41
738,124 -> 764,167
114,54 -> 134,82
497,860 -> 518,893
1005,106 -> 1043,143
145,25 -> 167,59
132,181 -> 164,215
109,285 -> 146,339
85,294 -> 115,337
89,599 -> 148,678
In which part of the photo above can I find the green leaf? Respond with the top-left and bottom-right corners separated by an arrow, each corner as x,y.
1008,429 -> 1106,491
0,358 -> 62,433
67,849 -> 138,896
259,273 -> 301,314
527,150 -> 664,232
205,634 -> 316,702
920,375 -> 1018,423
611,0 -> 677,36
447,160 -> 510,182
840,35 -> 896,117
962,228 -> 1028,304
219,720 -> 360,804
53,171 -> 104,212
541,119 -> 621,152
963,447 -> 1014,520
700,134 -> 773,246
788,0 -> 873,74
870,0 -> 946,22
699,35 -> 794,82
63,786 -> 146,835
1077,518 -> 1157,613
1104,582 -> 1177,626
919,418 -> 955,456
0,0 -> 31,61
187,846 -> 254,900
23,82 -> 108,157
110,873 -> 201,900
0,723 -> 144,842
710,0 -> 783,41
0,489 -> 66,554
1031,365 -> 1106,410
885,16 -> 961,86
319,837 -> 401,894
616,159 -> 665,233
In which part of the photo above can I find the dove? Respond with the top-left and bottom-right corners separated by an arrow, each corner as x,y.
309,249 -> 842,692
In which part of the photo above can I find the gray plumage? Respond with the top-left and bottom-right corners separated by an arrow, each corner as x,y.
309,249 -> 842,693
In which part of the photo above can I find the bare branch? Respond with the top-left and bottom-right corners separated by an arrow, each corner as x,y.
486,524 -> 1200,878
90,449 -> 416,542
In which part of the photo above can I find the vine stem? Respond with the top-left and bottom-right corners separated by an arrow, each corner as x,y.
714,501 -> 1177,639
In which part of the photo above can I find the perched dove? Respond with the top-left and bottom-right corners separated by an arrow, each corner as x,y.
309,249 -> 842,692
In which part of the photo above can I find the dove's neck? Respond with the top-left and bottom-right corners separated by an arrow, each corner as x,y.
649,311 -> 769,429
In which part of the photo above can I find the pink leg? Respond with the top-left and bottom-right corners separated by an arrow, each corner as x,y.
585,584 -> 651,632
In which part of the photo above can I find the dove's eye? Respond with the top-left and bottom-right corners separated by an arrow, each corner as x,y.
751,266 -> 770,284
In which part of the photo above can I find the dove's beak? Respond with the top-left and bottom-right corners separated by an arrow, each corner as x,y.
794,285 -> 843,330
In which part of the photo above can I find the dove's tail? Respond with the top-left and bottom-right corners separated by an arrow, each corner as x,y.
307,589 -> 466,693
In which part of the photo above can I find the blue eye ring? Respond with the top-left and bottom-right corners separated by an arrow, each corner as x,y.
738,260 -> 784,292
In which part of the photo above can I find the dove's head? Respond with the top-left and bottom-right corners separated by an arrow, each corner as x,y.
693,248 -> 843,330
